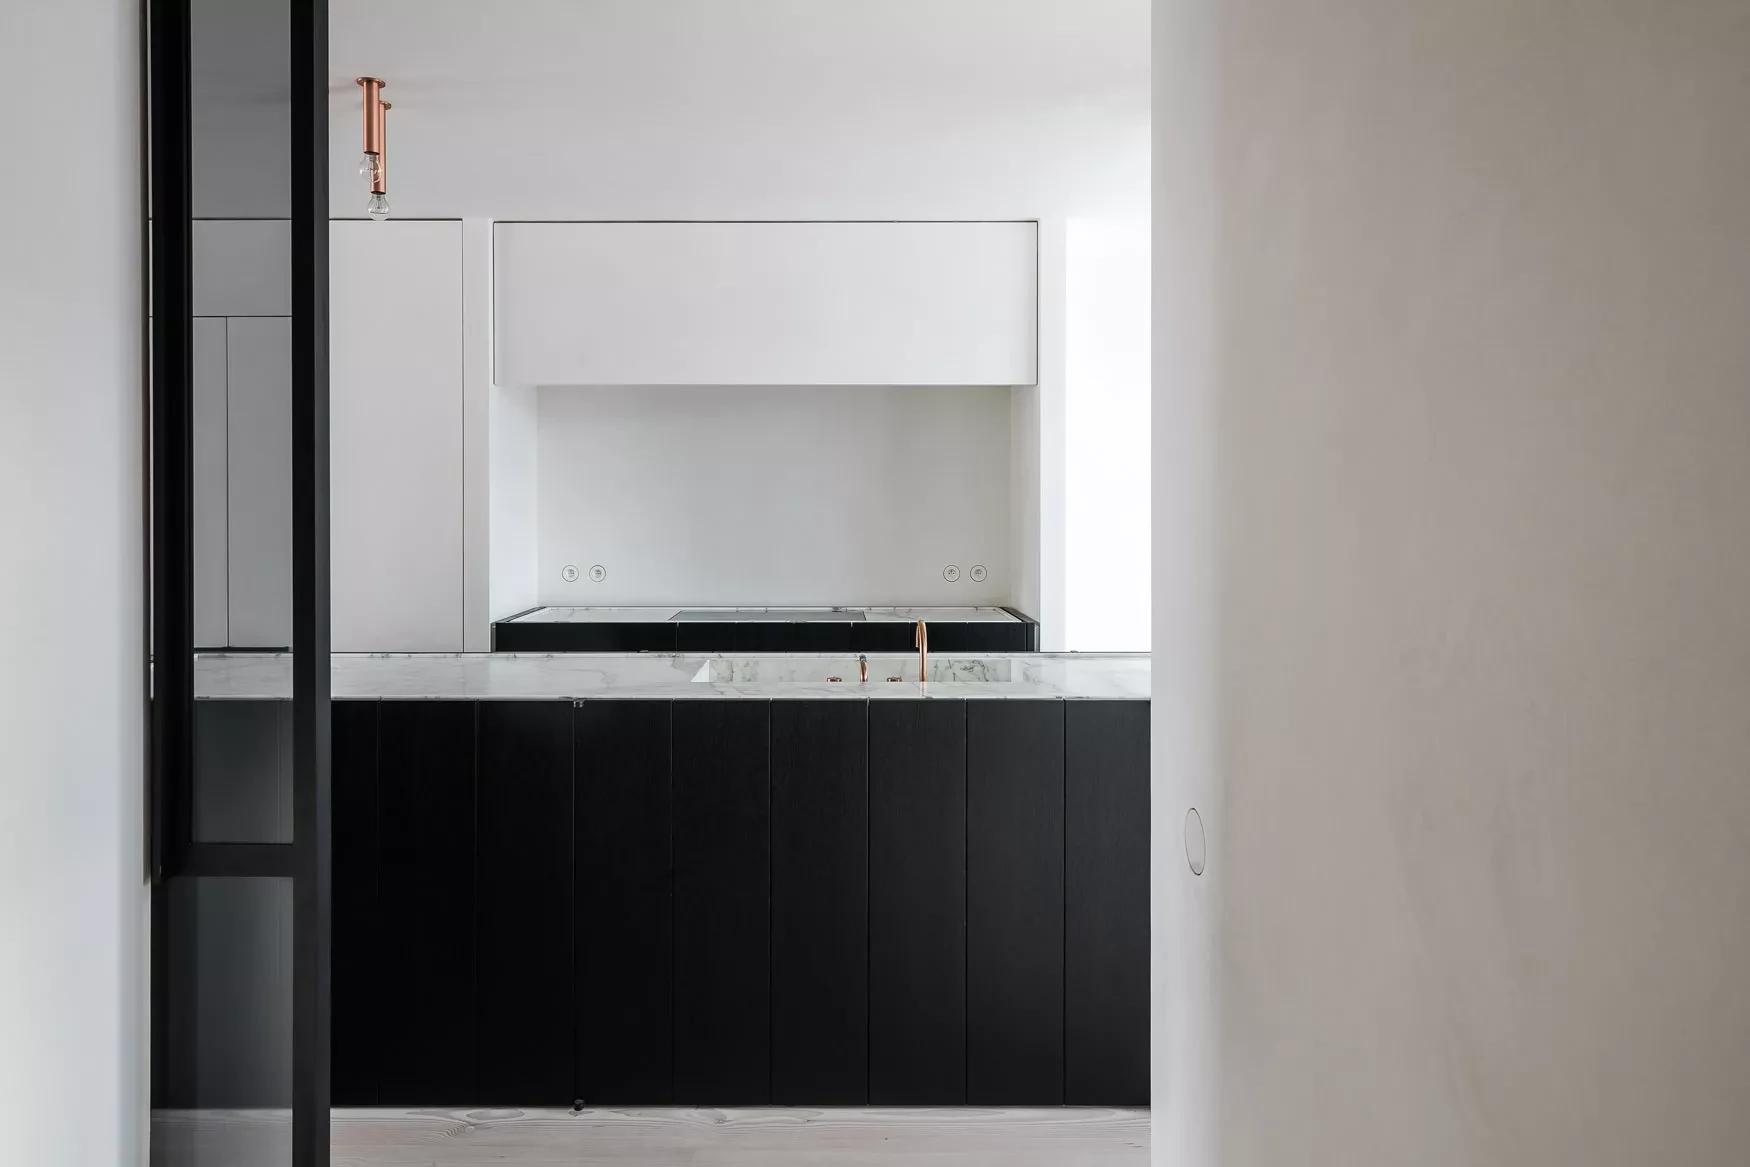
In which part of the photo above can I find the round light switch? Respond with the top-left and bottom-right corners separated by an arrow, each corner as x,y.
560,565 -> 580,583
589,564 -> 607,583
1184,808 -> 1206,876
969,564 -> 988,583
943,565 -> 961,582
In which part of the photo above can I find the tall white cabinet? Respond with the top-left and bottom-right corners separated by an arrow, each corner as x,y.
190,224 -> 293,649
192,219 -> 465,652
226,319 -> 293,646
192,318 -> 229,647
330,220 -> 466,652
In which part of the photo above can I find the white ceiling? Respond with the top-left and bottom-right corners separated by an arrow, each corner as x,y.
327,0 -> 1150,219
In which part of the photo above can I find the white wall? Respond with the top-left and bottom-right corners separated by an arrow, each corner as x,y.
328,0 -> 1150,641
328,0 -> 1147,223
1066,217 -> 1151,650
0,2 -> 145,1163
536,386 -> 1012,607
1154,1 -> 1750,1164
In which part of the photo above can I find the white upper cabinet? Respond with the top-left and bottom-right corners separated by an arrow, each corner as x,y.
225,317 -> 293,648
493,221 -> 1038,387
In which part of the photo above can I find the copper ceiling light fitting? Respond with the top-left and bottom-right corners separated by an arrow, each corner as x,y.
356,77 -> 390,219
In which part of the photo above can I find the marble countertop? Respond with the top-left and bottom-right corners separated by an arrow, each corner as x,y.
502,606 -> 1024,624
195,652 -> 1147,701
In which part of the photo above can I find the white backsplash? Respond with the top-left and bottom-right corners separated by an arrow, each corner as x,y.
534,384 -> 1014,607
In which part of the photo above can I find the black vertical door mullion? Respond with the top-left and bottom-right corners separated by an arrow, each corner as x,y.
967,701 -> 1065,1104
147,0 -> 195,881
1066,701 -> 1151,1104
289,0 -> 332,1161
672,701 -> 771,1103
331,700 -> 379,1105
477,701 -> 575,1103
576,700 -> 674,1103
377,701 -> 476,1103
868,700 -> 967,1103
770,701 -> 869,1103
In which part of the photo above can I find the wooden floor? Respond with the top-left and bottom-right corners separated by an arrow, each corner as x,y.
152,1106 -> 1149,1166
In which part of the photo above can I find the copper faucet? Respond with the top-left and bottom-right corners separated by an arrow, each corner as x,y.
915,620 -> 929,684
858,654 -> 869,683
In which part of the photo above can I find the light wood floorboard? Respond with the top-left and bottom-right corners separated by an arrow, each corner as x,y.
152,1106 -> 1149,1166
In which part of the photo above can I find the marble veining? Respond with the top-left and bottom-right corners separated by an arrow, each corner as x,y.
695,655 -> 1018,684
505,605 -> 1023,624
195,652 -> 1147,701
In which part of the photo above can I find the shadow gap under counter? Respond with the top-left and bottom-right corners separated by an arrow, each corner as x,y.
491,606 -> 1040,654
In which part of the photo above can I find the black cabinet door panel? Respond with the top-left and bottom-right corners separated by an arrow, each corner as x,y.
855,622 -> 918,653
477,701 -> 575,1104
331,700 -> 379,1106
377,701 -> 477,1104
576,700 -> 674,1103
770,701 -> 868,1102
967,701 -> 1065,1104
868,700 -> 967,1104
1066,701 -> 1151,1104
672,701 -> 771,1102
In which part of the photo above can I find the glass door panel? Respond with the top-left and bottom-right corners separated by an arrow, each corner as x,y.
149,0 -> 326,1162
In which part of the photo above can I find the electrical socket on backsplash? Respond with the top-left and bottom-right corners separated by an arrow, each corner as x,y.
942,565 -> 961,582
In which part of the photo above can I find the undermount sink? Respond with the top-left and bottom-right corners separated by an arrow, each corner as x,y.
691,656 -> 1017,684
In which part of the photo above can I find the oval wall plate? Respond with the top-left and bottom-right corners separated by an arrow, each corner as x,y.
1184,807 -> 1206,876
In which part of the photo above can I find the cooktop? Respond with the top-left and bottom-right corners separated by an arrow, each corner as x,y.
671,609 -> 868,622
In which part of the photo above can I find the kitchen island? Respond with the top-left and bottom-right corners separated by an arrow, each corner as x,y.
173,652 -> 1148,1113
196,649 -> 1144,700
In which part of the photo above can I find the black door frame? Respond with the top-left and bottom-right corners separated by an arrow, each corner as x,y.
289,1 -> 333,1161
147,0 -> 330,1160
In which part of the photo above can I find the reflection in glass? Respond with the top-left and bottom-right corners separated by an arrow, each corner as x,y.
151,877 -> 292,1166
194,699 -> 292,844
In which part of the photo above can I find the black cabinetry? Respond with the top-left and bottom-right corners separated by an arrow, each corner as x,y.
868,701 -> 968,1103
331,700 -> 379,1105
575,700 -> 673,1103
672,702 -> 771,1102
477,702 -> 574,1103
327,696 -> 1147,1108
1066,700 -> 1152,1105
376,701 -> 476,1104
492,609 -> 1040,653
967,701 -> 1066,1104
771,702 -> 869,1102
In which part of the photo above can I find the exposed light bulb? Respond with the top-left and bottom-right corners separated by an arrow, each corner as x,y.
367,192 -> 390,221
357,152 -> 379,178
